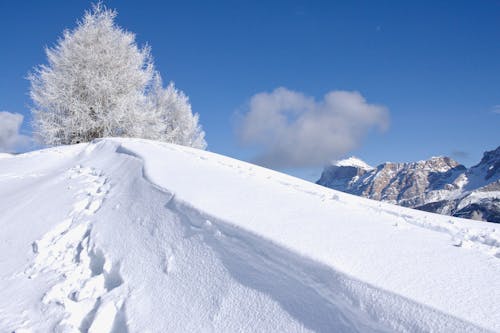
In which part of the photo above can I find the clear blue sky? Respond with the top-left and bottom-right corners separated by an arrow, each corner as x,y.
0,0 -> 499,179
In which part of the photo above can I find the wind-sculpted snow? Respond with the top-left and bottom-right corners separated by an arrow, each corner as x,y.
0,138 -> 499,332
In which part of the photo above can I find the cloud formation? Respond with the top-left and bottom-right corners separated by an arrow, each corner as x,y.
238,87 -> 389,168
0,111 -> 31,153
451,150 -> 469,160
492,105 -> 500,114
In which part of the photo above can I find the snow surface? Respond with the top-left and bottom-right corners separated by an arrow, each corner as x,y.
334,157 -> 373,170
1,138 -> 500,332
0,153 -> 13,159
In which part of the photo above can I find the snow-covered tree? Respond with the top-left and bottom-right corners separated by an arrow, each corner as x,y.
29,3 -> 206,149
29,4 -> 153,145
148,73 -> 206,149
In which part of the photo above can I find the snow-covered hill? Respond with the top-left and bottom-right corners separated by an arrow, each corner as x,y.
317,147 -> 500,223
1,138 -> 499,332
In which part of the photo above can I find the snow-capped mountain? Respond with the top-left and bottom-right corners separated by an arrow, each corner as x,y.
317,146 -> 500,223
1,139 -> 499,332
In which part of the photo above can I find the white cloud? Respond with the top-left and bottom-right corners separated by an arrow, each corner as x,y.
492,105 -> 500,114
0,111 -> 31,153
237,87 -> 389,168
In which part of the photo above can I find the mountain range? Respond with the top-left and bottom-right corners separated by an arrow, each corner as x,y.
317,146 -> 500,223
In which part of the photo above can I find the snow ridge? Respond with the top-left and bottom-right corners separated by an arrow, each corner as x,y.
159,196 -> 487,333
115,139 -> 496,332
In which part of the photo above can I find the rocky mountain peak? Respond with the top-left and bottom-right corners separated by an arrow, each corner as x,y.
419,156 -> 462,172
475,146 -> 500,180
334,157 -> 373,170
317,146 -> 500,223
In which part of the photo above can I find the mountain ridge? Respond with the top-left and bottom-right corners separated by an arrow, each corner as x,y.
317,146 -> 500,223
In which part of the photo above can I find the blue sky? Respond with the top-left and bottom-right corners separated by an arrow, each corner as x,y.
0,0 -> 499,180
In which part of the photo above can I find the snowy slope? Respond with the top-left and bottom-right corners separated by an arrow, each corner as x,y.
1,138 -> 500,333
0,153 -> 13,159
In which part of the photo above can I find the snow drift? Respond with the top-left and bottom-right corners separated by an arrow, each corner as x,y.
1,138 -> 499,332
